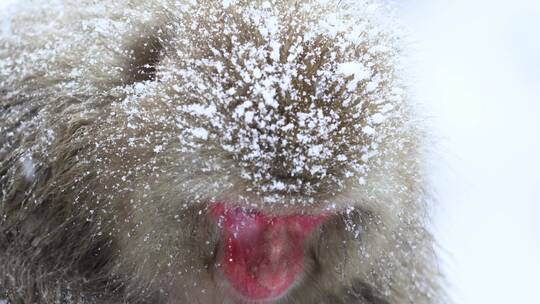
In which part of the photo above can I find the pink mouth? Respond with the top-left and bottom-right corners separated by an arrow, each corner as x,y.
210,203 -> 328,301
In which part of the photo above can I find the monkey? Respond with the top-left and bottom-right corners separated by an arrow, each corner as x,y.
0,0 -> 443,303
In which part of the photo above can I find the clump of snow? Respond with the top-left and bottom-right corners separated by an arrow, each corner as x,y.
337,61 -> 370,92
20,154 -> 35,181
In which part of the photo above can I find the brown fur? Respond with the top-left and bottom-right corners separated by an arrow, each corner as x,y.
0,1 -> 443,303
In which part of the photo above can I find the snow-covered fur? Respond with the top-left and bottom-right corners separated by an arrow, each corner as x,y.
0,1 -> 442,303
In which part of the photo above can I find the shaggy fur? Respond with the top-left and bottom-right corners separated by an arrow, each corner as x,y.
0,1 -> 442,303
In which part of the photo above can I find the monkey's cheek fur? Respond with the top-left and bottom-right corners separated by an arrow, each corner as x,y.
210,203 -> 328,300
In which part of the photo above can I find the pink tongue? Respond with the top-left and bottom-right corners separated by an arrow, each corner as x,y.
210,204 -> 327,300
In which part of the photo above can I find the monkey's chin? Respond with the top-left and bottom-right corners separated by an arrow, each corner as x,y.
209,203 -> 328,301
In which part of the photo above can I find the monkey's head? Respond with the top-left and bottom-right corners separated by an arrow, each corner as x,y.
0,1 -> 434,303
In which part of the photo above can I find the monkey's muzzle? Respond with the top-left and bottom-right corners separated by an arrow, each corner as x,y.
210,203 -> 328,301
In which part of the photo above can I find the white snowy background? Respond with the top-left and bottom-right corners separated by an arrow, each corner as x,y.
399,0 -> 540,303
1,0 -> 539,303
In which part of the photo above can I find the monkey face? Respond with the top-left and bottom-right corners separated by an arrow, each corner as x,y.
107,2 -> 404,297
0,1 -> 440,304
208,203 -> 328,301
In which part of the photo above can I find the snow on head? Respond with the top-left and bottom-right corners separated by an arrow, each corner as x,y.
0,0 -> 411,206
150,0 -> 407,201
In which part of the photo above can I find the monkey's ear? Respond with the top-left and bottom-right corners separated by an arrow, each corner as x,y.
122,34 -> 163,84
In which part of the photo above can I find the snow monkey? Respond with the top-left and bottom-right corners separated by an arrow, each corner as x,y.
0,1 -> 443,303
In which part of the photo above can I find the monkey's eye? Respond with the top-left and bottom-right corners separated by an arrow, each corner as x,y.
123,35 -> 163,84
